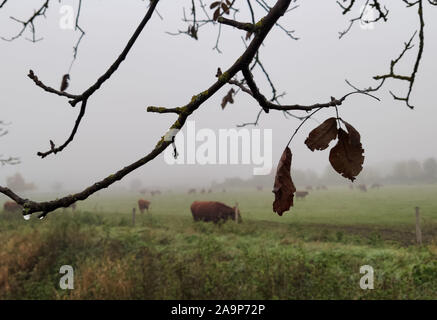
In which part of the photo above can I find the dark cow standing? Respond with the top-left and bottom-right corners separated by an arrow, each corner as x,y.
188,188 -> 196,194
191,201 -> 241,224
358,184 -> 367,192
295,191 -> 309,199
3,201 -> 22,213
138,199 -> 151,214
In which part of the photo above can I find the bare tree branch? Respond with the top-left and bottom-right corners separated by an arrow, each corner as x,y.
26,0 -> 160,160
36,99 -> 87,158
0,121 -> 20,165
373,0 -> 425,108
1,0 -> 295,218
67,0 -> 86,74
28,70 -> 79,99
0,0 -> 8,9
1,0 -> 49,42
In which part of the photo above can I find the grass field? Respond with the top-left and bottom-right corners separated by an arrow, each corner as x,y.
0,185 -> 436,299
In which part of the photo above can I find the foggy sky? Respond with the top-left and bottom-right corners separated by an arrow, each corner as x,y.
1,0 -> 436,191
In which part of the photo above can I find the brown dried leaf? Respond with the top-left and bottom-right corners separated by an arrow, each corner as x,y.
304,117 -> 337,151
213,7 -> 220,21
221,88 -> 235,109
221,3 -> 230,14
60,74 -> 70,92
341,119 -> 361,145
189,25 -> 198,40
329,122 -> 364,182
210,1 -> 221,9
272,147 -> 296,216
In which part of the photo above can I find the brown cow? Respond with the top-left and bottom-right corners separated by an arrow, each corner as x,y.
191,201 -> 241,224
150,190 -> 161,196
358,184 -> 367,192
3,201 -> 22,213
188,188 -> 196,194
138,199 -> 151,214
295,191 -> 309,199
200,188 -> 206,194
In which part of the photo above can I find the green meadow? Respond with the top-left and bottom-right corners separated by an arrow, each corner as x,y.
0,185 -> 436,299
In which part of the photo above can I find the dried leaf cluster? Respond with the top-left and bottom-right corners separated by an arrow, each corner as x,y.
210,0 -> 232,21
272,117 -> 364,216
305,118 -> 364,182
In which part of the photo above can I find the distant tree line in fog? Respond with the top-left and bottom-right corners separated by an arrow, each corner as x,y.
4,158 -> 436,194
212,158 -> 437,189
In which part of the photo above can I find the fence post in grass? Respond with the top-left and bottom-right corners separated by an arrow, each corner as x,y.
415,207 -> 422,245
132,207 -> 136,226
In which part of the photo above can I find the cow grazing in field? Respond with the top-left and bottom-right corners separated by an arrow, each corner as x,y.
138,199 -> 151,214
305,185 -> 313,191
3,201 -> 22,213
188,188 -> 196,194
191,201 -> 241,224
295,191 -> 309,200
256,186 -> 263,191
200,188 -> 206,194
150,190 -> 161,196
358,184 -> 367,192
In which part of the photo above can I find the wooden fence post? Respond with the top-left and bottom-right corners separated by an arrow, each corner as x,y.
132,207 -> 136,226
415,207 -> 422,245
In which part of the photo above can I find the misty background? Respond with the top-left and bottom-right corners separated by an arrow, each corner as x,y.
1,0 -> 436,193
